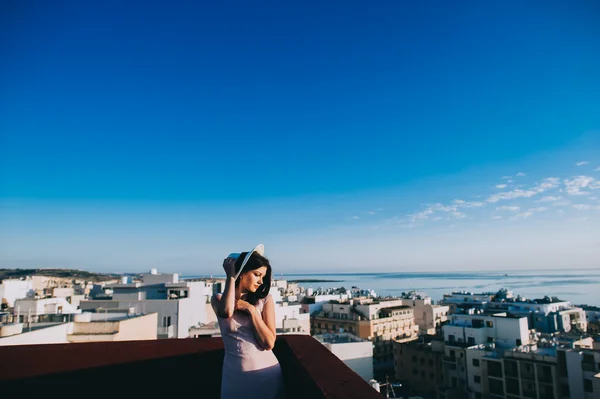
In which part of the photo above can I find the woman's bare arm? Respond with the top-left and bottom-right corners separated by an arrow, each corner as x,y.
248,296 -> 277,350
211,258 -> 237,318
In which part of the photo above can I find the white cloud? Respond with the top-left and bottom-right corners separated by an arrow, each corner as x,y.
528,206 -> 549,213
552,200 -> 571,207
539,196 -> 562,202
409,209 -> 434,222
564,176 -> 595,196
487,189 -> 538,203
533,177 -> 561,192
496,206 -> 520,212
595,167 -> 600,172
429,203 -> 457,213
367,211 -> 376,215
486,177 -> 560,203
512,211 -> 533,219
502,176 -> 512,179
452,211 -> 467,219
352,216 -> 360,219
576,161 -> 589,166
516,172 -> 526,177
573,204 -> 591,210
496,184 -> 507,189
453,200 -> 484,208
491,215 -> 502,220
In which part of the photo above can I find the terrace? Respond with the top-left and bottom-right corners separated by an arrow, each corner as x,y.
0,334 -> 382,398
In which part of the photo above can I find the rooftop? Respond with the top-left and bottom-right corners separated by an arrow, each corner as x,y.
314,333 -> 369,344
580,304 -> 600,311
0,335 -> 381,399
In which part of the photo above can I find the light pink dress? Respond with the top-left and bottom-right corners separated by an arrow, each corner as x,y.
217,294 -> 285,399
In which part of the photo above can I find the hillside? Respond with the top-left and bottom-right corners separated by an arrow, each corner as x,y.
0,268 -> 120,282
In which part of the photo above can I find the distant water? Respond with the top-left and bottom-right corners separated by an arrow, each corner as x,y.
186,269 -> 600,307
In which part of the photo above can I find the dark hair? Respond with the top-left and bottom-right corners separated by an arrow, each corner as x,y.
234,252 -> 272,305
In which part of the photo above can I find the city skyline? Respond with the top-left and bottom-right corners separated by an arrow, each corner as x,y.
1,2 -> 600,274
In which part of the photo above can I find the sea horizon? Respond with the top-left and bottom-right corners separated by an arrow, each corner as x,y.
184,268 -> 600,307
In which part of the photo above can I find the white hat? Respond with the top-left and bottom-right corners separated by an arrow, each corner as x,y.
234,244 -> 265,280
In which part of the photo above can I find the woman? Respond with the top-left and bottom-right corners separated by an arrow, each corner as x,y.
211,246 -> 285,399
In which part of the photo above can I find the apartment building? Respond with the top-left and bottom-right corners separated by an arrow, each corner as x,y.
394,335 -> 444,398
581,305 -> 600,335
398,291 -> 449,335
315,332 -> 374,381
439,310 -> 532,399
557,346 -> 600,399
312,298 -> 417,377
0,279 -> 34,307
80,269 -> 208,338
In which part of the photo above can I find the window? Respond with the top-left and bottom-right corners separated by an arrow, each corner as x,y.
488,361 -> 503,378
516,339 -> 522,346
474,375 -> 481,384
584,379 -> 593,393
486,321 -> 493,328
560,383 -> 570,397
487,336 -> 494,343
489,378 -> 504,395
473,359 -> 480,367
468,337 -> 475,345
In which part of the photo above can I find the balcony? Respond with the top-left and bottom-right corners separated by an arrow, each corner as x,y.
157,325 -> 175,338
0,335 -> 381,398
582,362 -> 595,372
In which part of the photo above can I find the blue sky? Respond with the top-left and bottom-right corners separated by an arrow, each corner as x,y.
1,1 -> 599,274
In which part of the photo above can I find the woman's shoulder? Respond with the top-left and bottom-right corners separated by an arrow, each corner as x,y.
256,293 -> 273,308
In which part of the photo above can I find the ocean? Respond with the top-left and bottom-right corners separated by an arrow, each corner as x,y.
188,269 -> 600,307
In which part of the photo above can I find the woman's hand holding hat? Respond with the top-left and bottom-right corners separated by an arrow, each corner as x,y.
223,256 -> 237,278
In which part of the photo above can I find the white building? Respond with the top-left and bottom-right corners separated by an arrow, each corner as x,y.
441,291 -> 495,313
487,296 -> 587,334
301,294 -> 350,315
314,333 -> 374,381
0,312 -> 157,346
559,347 -> 600,399
52,287 -> 74,298
0,322 -> 73,346
275,302 -> 310,334
67,312 -> 158,343
398,292 -> 449,335
14,297 -> 81,322
443,310 -> 530,349
80,269 -> 208,339
0,279 -> 34,307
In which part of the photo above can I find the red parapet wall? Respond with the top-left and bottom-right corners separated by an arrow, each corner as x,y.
0,335 -> 381,399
